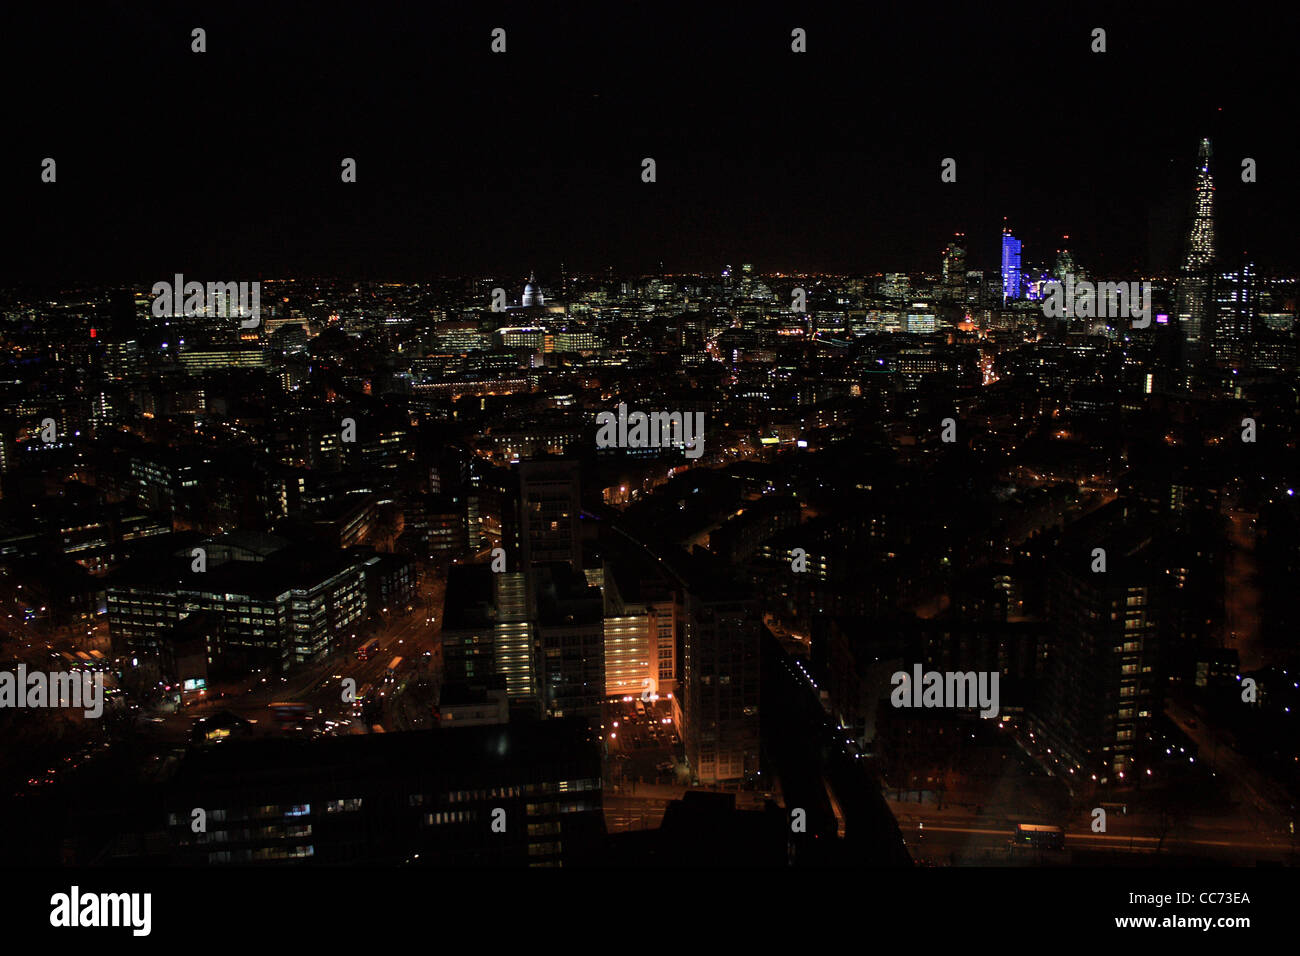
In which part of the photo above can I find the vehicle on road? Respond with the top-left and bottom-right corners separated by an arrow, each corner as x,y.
357,638 -> 380,661
1013,823 -> 1065,849
384,656 -> 403,684
269,701 -> 308,723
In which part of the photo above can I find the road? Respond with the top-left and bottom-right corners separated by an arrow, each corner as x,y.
890,798 -> 1295,865
894,817 -> 1291,865
1165,698 -> 1293,833
145,573 -> 446,740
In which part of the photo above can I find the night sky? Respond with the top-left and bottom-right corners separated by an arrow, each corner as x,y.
3,3 -> 1298,281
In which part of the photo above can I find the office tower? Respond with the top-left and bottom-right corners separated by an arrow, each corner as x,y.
442,563 -> 539,712
681,588 -> 761,784
107,288 -> 141,336
1054,239 -> 1082,282
599,562 -> 654,698
534,563 -> 605,721
941,235 -> 966,303
1000,229 -> 1022,303
648,592 -> 679,697
905,308 -> 937,334
441,563 -> 497,684
592,561 -> 680,700
518,459 -> 581,572
433,322 -> 493,351
108,533 -> 371,672
880,274 -> 910,300
467,461 -> 521,558
1211,260 -> 1257,370
602,604 -> 652,699
494,569 -> 537,705
1174,138 -> 1216,362
77,720 -> 604,865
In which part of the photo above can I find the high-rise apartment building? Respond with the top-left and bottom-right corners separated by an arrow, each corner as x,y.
1036,503 -> 1167,778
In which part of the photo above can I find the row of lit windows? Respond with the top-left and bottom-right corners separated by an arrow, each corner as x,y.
526,800 -> 595,815
208,845 -> 313,863
323,798 -> 363,814
427,810 -> 476,825
446,780 -> 599,802
427,781 -> 600,809
187,823 -> 312,843
170,800 -> 355,829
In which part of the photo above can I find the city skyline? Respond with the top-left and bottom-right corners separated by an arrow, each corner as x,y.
1,3 -> 1297,938
4,8 -> 1300,279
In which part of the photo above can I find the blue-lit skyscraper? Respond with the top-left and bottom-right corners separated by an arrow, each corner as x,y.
1001,229 -> 1022,303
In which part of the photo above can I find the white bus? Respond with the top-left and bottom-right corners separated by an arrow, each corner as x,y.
384,656 -> 403,684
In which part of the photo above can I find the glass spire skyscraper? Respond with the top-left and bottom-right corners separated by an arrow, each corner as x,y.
1174,138 -> 1216,360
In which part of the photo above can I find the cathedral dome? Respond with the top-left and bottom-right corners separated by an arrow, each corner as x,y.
522,273 -> 544,308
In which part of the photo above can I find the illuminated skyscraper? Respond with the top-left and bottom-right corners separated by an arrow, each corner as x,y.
881,273 -> 910,300
1211,260 -> 1257,369
1000,229 -> 1022,303
1054,237 -> 1082,282
1174,138 -> 1216,360
941,235 -> 966,303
